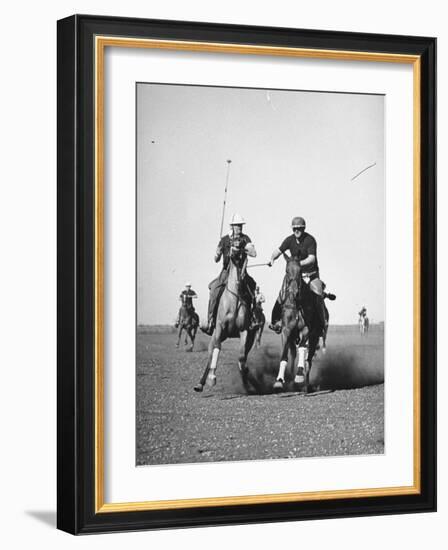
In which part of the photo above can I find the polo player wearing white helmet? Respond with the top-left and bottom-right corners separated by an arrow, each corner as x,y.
174,282 -> 198,328
268,216 -> 335,333
201,213 -> 257,335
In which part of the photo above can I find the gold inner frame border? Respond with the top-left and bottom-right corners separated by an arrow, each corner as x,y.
94,35 -> 421,514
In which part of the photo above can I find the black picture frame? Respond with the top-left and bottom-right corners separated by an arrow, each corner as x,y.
57,14 -> 436,534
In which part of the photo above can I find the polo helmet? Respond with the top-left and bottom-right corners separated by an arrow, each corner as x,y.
230,213 -> 246,225
291,216 -> 306,228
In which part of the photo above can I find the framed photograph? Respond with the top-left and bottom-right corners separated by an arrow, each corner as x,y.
57,15 -> 436,534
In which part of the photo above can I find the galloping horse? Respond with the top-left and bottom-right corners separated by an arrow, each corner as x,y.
273,257 -> 323,393
194,249 -> 257,392
176,305 -> 199,351
359,315 -> 369,336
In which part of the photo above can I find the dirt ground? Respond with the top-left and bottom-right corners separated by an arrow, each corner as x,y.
136,326 -> 384,465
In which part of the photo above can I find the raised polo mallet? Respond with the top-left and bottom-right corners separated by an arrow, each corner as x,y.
219,159 -> 232,239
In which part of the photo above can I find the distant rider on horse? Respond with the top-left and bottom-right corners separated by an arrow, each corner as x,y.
359,306 -> 367,319
174,282 -> 197,328
201,213 -> 257,336
268,216 -> 335,334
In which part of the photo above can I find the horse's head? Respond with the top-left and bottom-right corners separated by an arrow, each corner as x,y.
284,257 -> 302,305
229,244 -> 247,273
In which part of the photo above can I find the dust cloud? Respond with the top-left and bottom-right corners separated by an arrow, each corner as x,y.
247,331 -> 384,393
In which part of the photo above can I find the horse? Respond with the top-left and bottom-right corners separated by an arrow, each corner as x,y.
176,305 -> 199,351
194,249 -> 258,393
273,257 -> 323,393
359,315 -> 369,336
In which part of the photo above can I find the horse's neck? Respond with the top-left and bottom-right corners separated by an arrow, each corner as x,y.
227,261 -> 239,290
284,278 -> 299,308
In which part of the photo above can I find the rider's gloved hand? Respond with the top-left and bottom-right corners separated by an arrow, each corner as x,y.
268,260 -> 273,267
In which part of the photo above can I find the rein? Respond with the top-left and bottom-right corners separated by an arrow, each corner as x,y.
225,255 -> 249,307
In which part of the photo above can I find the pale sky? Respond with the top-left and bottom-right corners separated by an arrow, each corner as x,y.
137,83 -> 384,325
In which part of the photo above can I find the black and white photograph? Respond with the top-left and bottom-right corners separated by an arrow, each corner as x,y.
136,82 -> 385,466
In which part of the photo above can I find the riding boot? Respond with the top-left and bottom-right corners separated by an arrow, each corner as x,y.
249,300 -> 258,330
200,302 -> 215,335
269,300 -> 282,334
200,285 -> 219,335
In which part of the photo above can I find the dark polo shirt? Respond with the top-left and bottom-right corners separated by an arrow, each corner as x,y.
180,289 -> 197,307
279,232 -> 319,274
218,233 -> 252,269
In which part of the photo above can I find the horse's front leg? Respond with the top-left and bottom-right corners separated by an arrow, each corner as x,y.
238,330 -> 256,393
194,325 -> 224,392
305,331 -> 320,393
274,330 -> 290,392
295,327 -> 309,387
206,325 -> 224,387
256,321 -> 265,348
185,328 -> 194,352
189,327 -> 195,352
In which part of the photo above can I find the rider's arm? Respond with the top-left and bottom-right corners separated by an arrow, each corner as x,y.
269,235 -> 292,266
268,248 -> 282,266
214,239 -> 224,262
301,236 -> 317,268
300,254 -> 315,268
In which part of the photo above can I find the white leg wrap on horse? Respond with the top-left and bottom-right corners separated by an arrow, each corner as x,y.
207,348 -> 220,385
277,360 -> 287,381
210,348 -> 220,370
298,347 -> 307,368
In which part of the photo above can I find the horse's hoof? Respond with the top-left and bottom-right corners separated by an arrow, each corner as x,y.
273,379 -> 284,392
322,348 -> 326,355
206,374 -> 216,387
193,383 -> 204,392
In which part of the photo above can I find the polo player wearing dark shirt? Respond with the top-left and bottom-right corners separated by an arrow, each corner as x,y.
268,216 -> 335,333
201,213 -> 257,336
174,283 -> 197,328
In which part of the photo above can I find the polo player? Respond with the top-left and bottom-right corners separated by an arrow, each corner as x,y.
268,216 -> 335,334
201,213 -> 257,336
174,282 -> 197,328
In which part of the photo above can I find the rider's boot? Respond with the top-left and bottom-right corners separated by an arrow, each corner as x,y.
269,301 -> 282,334
200,320 -> 214,336
200,292 -> 216,336
248,300 -> 259,330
